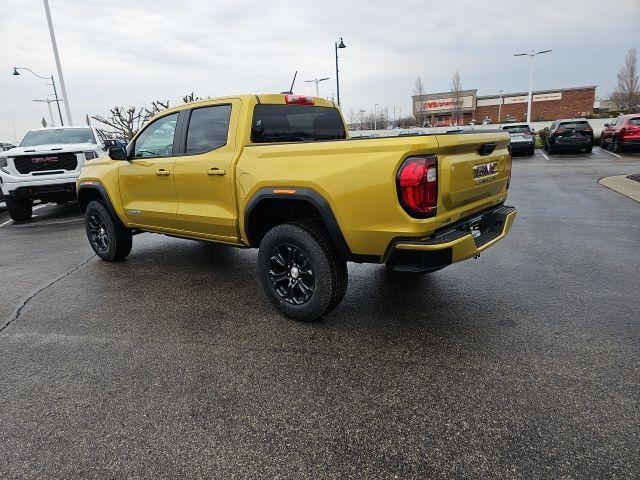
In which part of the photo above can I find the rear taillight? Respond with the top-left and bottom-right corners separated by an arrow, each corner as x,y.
285,94 -> 315,105
396,155 -> 438,218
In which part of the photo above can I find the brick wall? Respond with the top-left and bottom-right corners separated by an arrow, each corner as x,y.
474,88 -> 595,123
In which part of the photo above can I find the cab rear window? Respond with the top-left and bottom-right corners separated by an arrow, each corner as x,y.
629,118 -> 640,126
251,105 -> 346,143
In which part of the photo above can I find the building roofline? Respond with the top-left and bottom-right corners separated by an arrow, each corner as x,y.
477,85 -> 597,100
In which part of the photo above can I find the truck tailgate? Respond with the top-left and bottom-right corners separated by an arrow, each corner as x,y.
435,132 -> 511,214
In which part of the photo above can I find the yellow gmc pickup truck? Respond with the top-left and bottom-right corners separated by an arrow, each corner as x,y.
77,94 -> 516,321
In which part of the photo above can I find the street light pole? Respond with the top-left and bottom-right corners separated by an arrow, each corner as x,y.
13,67 -> 65,126
498,89 -> 503,123
43,0 -> 72,125
374,103 -> 378,130
33,98 -> 57,126
334,37 -> 346,106
514,49 -> 551,124
304,77 -> 330,97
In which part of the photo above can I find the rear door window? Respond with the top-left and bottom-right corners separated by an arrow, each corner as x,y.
185,105 -> 232,154
251,105 -> 346,143
629,117 -> 640,126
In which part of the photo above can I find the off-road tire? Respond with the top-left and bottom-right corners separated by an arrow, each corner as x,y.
585,145 -> 593,154
528,146 -> 535,156
6,197 -> 33,222
258,221 -> 348,322
85,200 -> 132,261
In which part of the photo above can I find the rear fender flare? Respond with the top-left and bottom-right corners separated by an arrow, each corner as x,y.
244,187 -> 350,259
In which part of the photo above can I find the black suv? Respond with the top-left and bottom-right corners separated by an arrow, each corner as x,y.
545,119 -> 593,154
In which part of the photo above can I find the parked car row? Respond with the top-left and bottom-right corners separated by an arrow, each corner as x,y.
506,114 -> 640,157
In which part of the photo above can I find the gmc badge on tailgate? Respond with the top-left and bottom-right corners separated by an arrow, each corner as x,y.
473,161 -> 499,179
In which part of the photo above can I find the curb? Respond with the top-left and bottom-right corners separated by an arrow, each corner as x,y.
598,175 -> 640,203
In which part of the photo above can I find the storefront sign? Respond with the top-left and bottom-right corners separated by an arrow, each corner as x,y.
416,95 -> 475,113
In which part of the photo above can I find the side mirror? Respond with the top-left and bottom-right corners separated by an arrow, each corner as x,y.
103,139 -> 118,148
108,146 -> 128,161
604,123 -> 610,127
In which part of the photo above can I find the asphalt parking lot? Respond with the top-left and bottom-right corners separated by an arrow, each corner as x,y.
1,147 -> 639,479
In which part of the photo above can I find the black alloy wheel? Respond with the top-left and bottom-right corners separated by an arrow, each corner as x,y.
87,211 -> 110,252
268,243 -> 315,305
84,200 -> 133,261
258,221 -> 348,322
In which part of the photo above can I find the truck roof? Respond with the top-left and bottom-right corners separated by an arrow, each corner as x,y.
157,93 -> 337,118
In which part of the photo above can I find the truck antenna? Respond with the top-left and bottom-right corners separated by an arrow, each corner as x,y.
281,71 -> 297,94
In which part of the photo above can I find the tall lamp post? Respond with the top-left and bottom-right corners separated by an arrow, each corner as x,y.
497,89 -> 503,123
304,77 -> 330,97
43,0 -> 72,125
334,37 -> 346,106
13,67 -> 64,126
514,49 -> 551,124
374,103 -> 378,130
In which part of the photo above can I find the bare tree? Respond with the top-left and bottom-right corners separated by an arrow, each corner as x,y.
142,100 -> 171,123
92,99 -> 172,140
413,75 -> 426,126
611,49 -> 640,111
92,106 -> 147,141
182,92 -> 203,103
450,71 -> 462,126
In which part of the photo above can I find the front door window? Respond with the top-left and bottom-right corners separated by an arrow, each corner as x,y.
133,113 -> 179,158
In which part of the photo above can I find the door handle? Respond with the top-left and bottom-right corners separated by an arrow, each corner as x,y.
155,169 -> 170,176
206,168 -> 226,176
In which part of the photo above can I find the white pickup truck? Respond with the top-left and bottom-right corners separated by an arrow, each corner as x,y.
0,126 -> 109,221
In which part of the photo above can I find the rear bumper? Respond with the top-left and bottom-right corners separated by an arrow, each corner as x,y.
510,141 -> 534,153
552,138 -> 592,148
385,205 -> 516,273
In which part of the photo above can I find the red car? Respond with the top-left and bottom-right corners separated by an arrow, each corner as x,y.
601,114 -> 640,152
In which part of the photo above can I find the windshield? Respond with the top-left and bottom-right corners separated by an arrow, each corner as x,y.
251,105 -> 346,143
20,128 -> 96,147
502,125 -> 531,134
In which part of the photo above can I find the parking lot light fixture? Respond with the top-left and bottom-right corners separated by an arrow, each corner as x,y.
335,37 -> 346,106
12,66 -> 65,126
514,49 -> 552,124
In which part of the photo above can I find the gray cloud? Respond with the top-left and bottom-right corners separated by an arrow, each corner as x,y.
1,0 -> 638,140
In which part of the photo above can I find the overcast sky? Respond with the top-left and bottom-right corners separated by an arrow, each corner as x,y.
1,0 -> 638,141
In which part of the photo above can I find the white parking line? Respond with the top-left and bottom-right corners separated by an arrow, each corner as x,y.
538,149 -> 550,160
0,203 -> 50,228
597,147 -> 623,158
